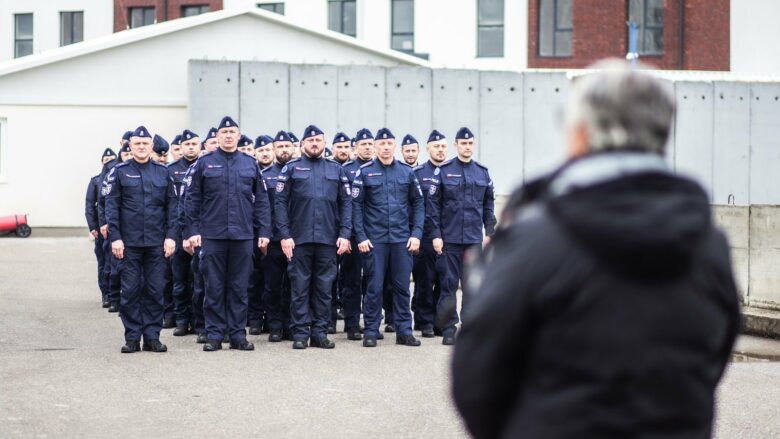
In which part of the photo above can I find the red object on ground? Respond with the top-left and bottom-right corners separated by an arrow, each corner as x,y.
0,214 -> 32,237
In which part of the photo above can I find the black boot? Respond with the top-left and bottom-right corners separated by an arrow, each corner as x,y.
229,340 -> 255,351
173,324 -> 189,337
396,334 -> 421,347
196,333 -> 208,344
268,330 -> 283,342
346,327 -> 363,340
101,296 -> 110,308
121,340 -> 140,353
142,340 -> 168,352
292,339 -> 308,350
420,325 -> 435,338
310,337 -> 335,349
203,340 -> 222,351
248,323 -> 262,335
162,316 -> 176,329
108,302 -> 119,313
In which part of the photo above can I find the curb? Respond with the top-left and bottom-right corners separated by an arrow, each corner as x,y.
742,307 -> 780,340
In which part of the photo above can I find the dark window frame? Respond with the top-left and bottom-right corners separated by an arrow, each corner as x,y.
328,0 -> 357,37
477,0 -> 505,58
257,2 -> 285,15
181,5 -> 211,17
60,11 -> 84,46
14,13 -> 33,58
628,0 -> 664,56
538,0 -> 573,58
391,0 -> 414,53
129,7 -> 156,28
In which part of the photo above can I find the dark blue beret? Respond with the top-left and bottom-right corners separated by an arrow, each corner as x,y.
324,147 -> 333,158
402,134 -> 418,146
206,127 -> 218,140
218,116 -> 239,130
355,128 -> 373,141
274,131 -> 292,143
131,126 -> 151,139
302,125 -> 324,140
238,135 -> 253,147
332,132 -> 350,144
102,148 -> 116,159
181,129 -> 199,141
374,127 -> 395,140
122,131 -> 133,141
153,134 -> 169,154
287,131 -> 299,143
120,144 -> 131,153
171,135 -> 182,145
427,129 -> 446,143
455,127 -> 474,140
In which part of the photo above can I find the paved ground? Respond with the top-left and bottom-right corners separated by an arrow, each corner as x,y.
1,237 -> 778,438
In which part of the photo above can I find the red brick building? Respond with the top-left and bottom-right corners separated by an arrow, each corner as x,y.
114,0 -> 223,32
528,0 -> 729,71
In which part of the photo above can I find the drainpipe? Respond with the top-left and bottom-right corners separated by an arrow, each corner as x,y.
162,0 -> 169,22
679,0 -> 685,69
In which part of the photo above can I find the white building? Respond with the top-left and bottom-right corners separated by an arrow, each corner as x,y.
0,0 -> 114,62
0,8 -> 427,227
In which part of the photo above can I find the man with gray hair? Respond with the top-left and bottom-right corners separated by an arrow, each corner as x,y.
452,60 -> 740,438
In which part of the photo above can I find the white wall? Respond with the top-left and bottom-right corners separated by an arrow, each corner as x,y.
730,0 -> 780,74
0,105 -> 187,227
224,0 -> 529,70
0,0 -> 113,62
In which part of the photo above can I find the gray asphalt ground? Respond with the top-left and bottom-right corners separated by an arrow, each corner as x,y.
1,237 -> 778,438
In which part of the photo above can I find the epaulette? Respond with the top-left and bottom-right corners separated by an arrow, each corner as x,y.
413,164 -> 424,171
473,160 -> 489,170
398,161 -> 412,168
152,160 -> 167,167
168,158 -> 183,167
359,160 -> 374,169
114,161 -> 131,169
343,160 -> 354,167
286,157 -> 302,165
440,158 -> 456,167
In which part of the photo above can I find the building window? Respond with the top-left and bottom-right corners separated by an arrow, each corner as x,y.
14,14 -> 33,58
258,3 -> 285,15
60,11 -> 84,46
629,0 -> 664,55
391,0 -> 414,53
477,0 -> 504,57
129,7 -> 155,28
182,5 -> 210,17
328,0 -> 356,37
538,0 -> 572,57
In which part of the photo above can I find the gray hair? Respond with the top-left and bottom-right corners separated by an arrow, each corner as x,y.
565,59 -> 675,154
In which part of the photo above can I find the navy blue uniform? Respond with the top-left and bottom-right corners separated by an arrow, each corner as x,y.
105,159 -> 177,343
411,160 -> 442,331
260,163 -> 291,333
184,148 -> 271,343
85,175 -> 108,300
427,158 -> 496,336
339,158 -> 371,331
178,162 -> 206,336
98,159 -> 122,306
351,159 -> 424,338
274,155 -> 352,342
168,157 -> 197,328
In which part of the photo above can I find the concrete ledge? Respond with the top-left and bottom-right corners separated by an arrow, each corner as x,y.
0,227 -> 87,238
742,307 -> 780,339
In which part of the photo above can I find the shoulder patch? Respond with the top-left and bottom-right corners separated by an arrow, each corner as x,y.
473,160 -> 489,170
281,164 -> 288,173
433,167 -> 440,176
343,160 -> 354,167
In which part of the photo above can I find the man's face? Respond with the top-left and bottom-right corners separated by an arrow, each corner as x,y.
273,141 -> 294,164
181,138 -> 200,160
218,127 -> 239,151
101,155 -> 115,165
292,143 -> 301,158
121,151 -> 133,161
256,145 -> 275,166
455,139 -> 475,161
151,151 -> 168,164
375,138 -> 396,162
238,145 -> 254,156
332,141 -> 351,163
427,140 -> 447,165
129,137 -> 152,162
205,137 -> 219,152
402,144 -> 419,165
303,135 -> 325,158
356,139 -> 374,161
170,144 -> 182,160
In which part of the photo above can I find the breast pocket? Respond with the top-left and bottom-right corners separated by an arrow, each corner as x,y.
239,169 -> 256,195
291,172 -> 311,197
152,179 -> 169,205
473,179 -> 488,202
396,176 -> 410,201
203,168 -> 224,195
364,178 -> 383,199
443,179 -> 462,202
324,169 -> 341,199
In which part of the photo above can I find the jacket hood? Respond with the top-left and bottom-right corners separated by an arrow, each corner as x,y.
546,152 -> 712,281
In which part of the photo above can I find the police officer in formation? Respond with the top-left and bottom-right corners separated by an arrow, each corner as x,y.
89,118 -> 496,352
185,117 -> 271,352
428,127 -> 496,345
274,125 -> 352,349
105,126 -> 177,353
351,128 -> 424,347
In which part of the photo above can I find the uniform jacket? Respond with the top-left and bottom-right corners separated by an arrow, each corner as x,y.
104,159 -> 177,247
452,152 -> 741,439
413,160 -> 439,240
167,157 -> 197,241
351,159 -> 424,244
85,175 -> 101,231
427,158 -> 496,245
261,162 -> 284,242
274,155 -> 352,246
97,158 -> 121,227
184,148 -> 271,241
